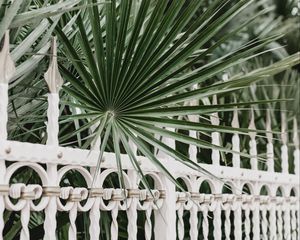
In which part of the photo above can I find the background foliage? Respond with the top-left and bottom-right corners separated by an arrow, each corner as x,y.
1,0 -> 299,239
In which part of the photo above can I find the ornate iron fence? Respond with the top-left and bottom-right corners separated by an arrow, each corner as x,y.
0,32 -> 299,240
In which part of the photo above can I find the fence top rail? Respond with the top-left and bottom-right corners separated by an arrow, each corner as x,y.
1,140 -> 298,187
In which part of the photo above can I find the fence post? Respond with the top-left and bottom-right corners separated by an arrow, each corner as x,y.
154,172 -> 176,240
44,37 -> 63,240
155,128 -> 176,240
0,31 -> 15,240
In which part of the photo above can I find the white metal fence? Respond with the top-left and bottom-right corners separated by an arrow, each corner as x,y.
0,32 -> 299,240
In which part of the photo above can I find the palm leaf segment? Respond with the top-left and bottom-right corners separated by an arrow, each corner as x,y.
57,0 -> 300,187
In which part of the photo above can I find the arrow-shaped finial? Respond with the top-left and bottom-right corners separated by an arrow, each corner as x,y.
44,37 -> 63,93
266,109 -> 272,143
210,95 -> 220,126
248,108 -> 256,139
0,31 -> 15,84
293,117 -> 299,148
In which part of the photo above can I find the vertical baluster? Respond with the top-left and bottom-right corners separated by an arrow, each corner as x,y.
233,206 -> 242,240
277,198 -> 283,239
44,37 -> 63,240
293,118 -> 299,175
210,95 -> 220,166
281,112 -> 289,173
189,176 -> 198,240
0,31 -> 15,240
223,196 -> 231,240
290,198 -> 297,240
155,128 -> 176,240
111,206 -> 119,240
252,191 -> 260,240
244,208 -> 251,240
127,170 -> 138,240
249,108 -> 257,170
176,193 -> 185,240
266,110 -> 274,172
295,197 -> 299,240
213,194 -> 222,240
145,207 -> 152,240
283,198 -> 291,240
203,208 -> 209,240
212,183 -> 222,240
269,197 -> 277,239
89,169 -> 101,240
261,198 -> 268,240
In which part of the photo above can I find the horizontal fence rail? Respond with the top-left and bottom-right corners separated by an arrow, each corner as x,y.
0,33 -> 299,240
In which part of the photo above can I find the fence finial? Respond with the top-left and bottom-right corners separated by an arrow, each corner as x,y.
248,108 -> 256,139
266,109 -> 274,172
266,109 -> 272,143
210,95 -> 219,126
293,117 -> 299,175
44,37 -> 63,93
0,31 -> 15,84
293,117 -> 299,148
281,111 -> 288,145
231,107 -> 239,128
231,106 -> 240,168
248,108 -> 257,170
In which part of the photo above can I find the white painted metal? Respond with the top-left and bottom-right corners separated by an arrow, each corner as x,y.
232,107 -> 240,168
210,95 -> 220,166
0,30 -> 15,240
44,37 -> 62,240
281,112 -> 289,173
0,32 -> 299,240
249,108 -> 258,170
266,109 -> 274,172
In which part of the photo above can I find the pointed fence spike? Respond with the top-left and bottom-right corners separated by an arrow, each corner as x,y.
231,107 -> 239,128
280,111 -> 289,173
293,117 -> 299,175
231,107 -> 240,168
266,109 -> 272,143
44,37 -> 63,93
293,117 -> 299,148
248,108 -> 256,139
281,112 -> 288,145
248,108 -> 257,170
266,110 -> 274,172
210,95 -> 220,165
0,31 -> 16,84
210,95 -> 219,126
